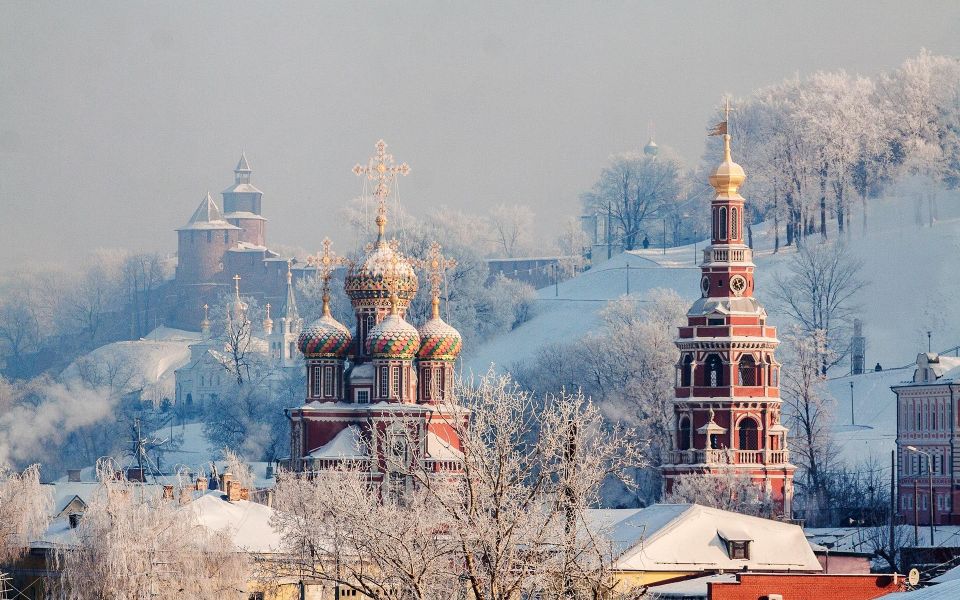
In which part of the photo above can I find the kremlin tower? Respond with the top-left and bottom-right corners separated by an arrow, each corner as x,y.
661,113 -> 795,516
285,141 -> 464,486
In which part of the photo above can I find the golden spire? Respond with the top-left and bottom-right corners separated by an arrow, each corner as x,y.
352,139 -> 410,244
286,260 -> 293,286
414,242 -> 456,320
707,99 -> 746,195
306,238 -> 349,319
389,292 -> 400,316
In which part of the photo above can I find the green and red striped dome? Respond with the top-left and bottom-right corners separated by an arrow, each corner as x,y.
366,314 -> 420,360
298,315 -> 352,359
417,316 -> 462,360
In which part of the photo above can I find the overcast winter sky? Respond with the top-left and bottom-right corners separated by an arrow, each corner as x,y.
2,1 -> 959,269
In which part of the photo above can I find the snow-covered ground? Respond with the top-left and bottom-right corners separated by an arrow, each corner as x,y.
60,326 -> 199,403
463,193 -> 960,469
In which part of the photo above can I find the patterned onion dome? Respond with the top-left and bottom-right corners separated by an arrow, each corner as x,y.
345,242 -> 419,306
367,312 -> 421,359
417,312 -> 462,360
298,313 -> 352,359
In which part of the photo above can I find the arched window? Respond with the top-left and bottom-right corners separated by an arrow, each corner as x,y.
738,417 -> 759,450
186,393 -> 193,406
719,207 -> 728,241
681,354 -> 694,387
739,355 -> 757,386
704,354 -> 724,387
678,416 -> 692,450
731,207 -> 739,240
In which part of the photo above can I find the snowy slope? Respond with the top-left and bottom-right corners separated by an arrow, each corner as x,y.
463,194 -> 960,469
60,326 -> 199,403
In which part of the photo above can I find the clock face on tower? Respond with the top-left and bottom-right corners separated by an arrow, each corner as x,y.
700,276 -> 711,297
730,275 -> 747,296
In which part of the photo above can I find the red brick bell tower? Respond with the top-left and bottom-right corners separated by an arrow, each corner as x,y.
661,117 -> 795,517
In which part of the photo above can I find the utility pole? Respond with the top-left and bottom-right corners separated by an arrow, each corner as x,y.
662,218 -> 667,255
914,479 -> 919,546
606,201 -> 612,260
626,263 -> 631,295
890,450 -> 896,562
928,331 -> 932,353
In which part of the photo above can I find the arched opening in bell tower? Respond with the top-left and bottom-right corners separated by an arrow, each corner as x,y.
704,354 -> 724,387
738,417 -> 759,450
678,416 -> 692,450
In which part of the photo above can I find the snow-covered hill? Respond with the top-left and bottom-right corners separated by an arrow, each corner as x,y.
61,327 -> 199,403
463,193 -> 960,467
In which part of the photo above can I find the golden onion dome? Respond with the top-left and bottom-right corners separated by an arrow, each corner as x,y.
708,134 -> 746,195
345,241 -> 418,308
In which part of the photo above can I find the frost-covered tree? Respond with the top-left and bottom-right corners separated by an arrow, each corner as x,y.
0,464 -> 51,565
272,372 -> 644,600
488,203 -> 535,258
770,241 -> 865,373
779,328 -> 836,526
664,470 -> 775,518
54,460 -> 251,600
581,152 -> 681,251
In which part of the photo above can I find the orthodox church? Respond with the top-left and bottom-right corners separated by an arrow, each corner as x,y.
284,141 -> 463,490
661,124 -> 795,516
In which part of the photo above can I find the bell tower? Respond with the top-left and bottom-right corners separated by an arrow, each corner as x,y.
661,108 -> 795,516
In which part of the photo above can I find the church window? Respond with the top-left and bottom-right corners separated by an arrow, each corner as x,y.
422,367 -> 432,400
681,354 -> 693,387
200,375 -> 205,387
704,354 -> 723,387
432,367 -> 443,399
738,417 -> 759,451
903,495 -> 912,510
323,366 -> 333,397
678,416 -> 691,450
311,366 -> 321,398
379,366 -> 389,398
289,341 -> 295,358
186,393 -> 193,406
739,355 -> 757,386
719,207 -> 728,241
391,365 -> 401,399
708,317 -> 724,326
710,434 -> 722,450
356,389 -> 370,404
207,230 -> 212,243
731,207 -> 739,240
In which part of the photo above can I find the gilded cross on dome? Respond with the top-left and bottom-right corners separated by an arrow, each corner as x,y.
306,238 -> 349,299
414,242 -> 457,318
352,139 -> 410,240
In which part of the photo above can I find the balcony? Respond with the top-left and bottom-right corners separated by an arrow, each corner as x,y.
667,449 -> 790,466
703,247 -> 751,263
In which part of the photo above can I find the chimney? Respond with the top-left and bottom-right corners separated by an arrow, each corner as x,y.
179,488 -> 192,505
67,469 -> 82,482
162,485 -> 174,500
195,476 -> 208,492
239,487 -> 250,501
68,513 -> 82,529
226,480 -> 241,502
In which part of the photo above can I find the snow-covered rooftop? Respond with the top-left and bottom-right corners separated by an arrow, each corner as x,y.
308,425 -> 367,459
177,193 -> 240,231
585,503 -> 821,572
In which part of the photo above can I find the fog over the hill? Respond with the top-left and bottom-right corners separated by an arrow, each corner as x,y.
2,1 -> 959,269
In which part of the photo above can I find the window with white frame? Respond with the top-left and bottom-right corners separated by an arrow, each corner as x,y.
323,365 -> 334,397
355,389 -> 370,404
311,366 -> 321,397
379,366 -> 389,398
391,365 -> 401,399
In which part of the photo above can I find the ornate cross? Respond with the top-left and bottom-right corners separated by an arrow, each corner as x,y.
306,238 -> 349,296
352,139 -> 410,237
416,242 -> 457,303
233,274 -> 242,297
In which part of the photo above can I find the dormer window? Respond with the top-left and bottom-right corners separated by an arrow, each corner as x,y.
708,317 -> 724,326
728,540 -> 750,559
